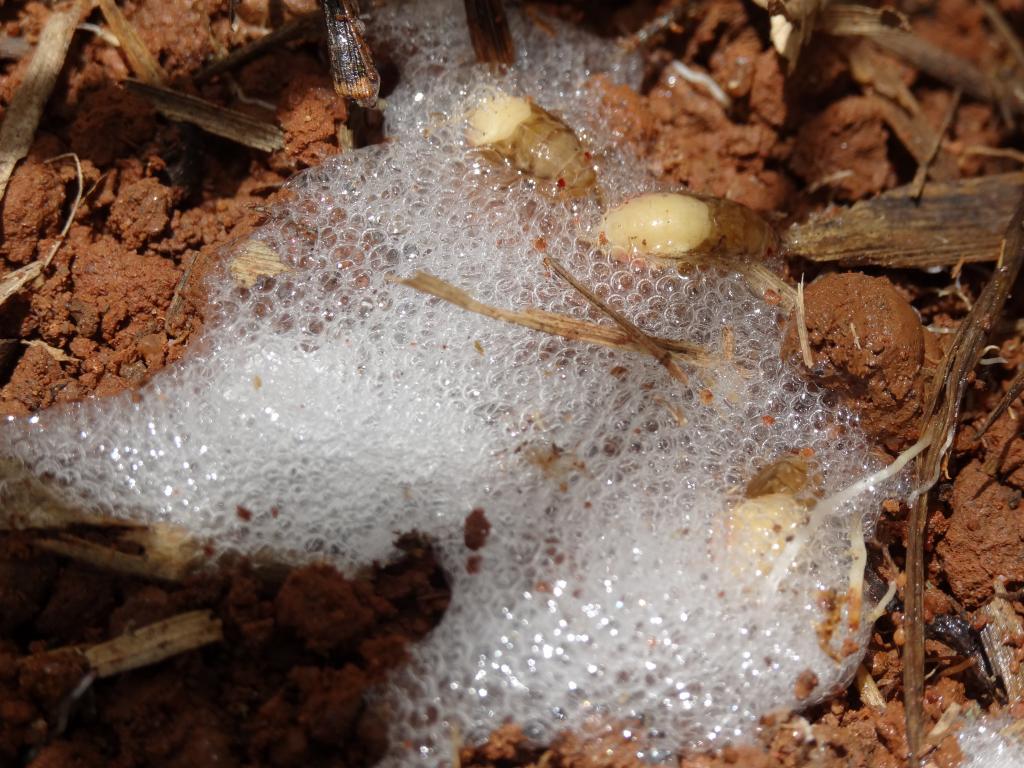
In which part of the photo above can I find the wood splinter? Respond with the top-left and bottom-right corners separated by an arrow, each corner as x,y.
25,611 -> 224,682
84,610 -> 223,679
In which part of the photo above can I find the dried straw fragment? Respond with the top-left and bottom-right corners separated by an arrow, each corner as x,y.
795,277 -> 814,369
464,0 -> 516,65
125,79 -> 285,152
981,1 -> 1024,79
909,88 -> 961,199
973,364 -> 1024,441
395,271 -> 708,366
0,261 -> 43,309
544,256 -> 688,385
979,591 -> 1024,703
83,610 -> 222,678
0,1 -> 83,202
35,524 -> 201,582
855,664 -> 886,710
96,0 -> 166,85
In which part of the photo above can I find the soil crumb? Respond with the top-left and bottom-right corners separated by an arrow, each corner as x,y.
0,531 -> 448,767
781,272 -> 938,452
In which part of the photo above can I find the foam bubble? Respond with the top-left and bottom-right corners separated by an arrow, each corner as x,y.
958,715 -> 1024,768
0,1 -> 911,763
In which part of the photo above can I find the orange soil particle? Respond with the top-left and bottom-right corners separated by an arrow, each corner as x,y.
0,156 -> 67,265
938,459 -> 1024,608
789,96 -> 896,202
463,507 -> 491,551
781,272 -> 938,452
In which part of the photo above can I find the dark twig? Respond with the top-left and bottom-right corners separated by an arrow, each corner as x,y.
464,0 -> 515,65
904,191 -> 1024,763
973,364 -> 1024,441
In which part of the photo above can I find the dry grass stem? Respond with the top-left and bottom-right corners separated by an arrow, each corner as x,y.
0,261 -> 43,309
963,144 -> 1024,164
544,256 -> 689,385
973,364 -> 1024,441
903,191 -> 1024,763
395,271 -> 708,366
817,4 -> 910,36
0,1 -> 83,203
34,524 -> 200,582
229,240 -> 290,287
785,172 -> 1024,268
96,0 -> 166,85
910,89 -> 961,199
821,3 -> 1018,116
125,79 -> 285,152
198,14 -> 321,82
870,96 -> 930,163
979,591 -> 1024,703
795,277 -> 814,369
924,702 -> 962,746
165,250 -> 204,331
41,152 -> 83,268
83,610 -> 223,678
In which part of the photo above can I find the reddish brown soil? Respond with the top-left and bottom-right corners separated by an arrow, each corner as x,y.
781,272 -> 941,452
0,0 -> 351,416
0,531 -> 448,767
2,0 -> 1024,766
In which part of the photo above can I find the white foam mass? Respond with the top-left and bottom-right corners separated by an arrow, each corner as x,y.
958,716 -> 1024,768
0,1 -> 910,763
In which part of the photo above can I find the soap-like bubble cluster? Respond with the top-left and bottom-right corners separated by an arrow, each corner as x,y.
1,1 -> 910,763
958,716 -> 1024,768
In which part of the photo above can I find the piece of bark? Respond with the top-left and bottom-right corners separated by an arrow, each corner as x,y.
785,173 -> 1024,268
125,79 -> 284,152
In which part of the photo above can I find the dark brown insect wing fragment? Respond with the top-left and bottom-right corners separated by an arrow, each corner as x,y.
464,0 -> 516,65
321,0 -> 381,108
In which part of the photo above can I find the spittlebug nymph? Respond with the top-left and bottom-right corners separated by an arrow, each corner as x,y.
466,92 -> 598,198
721,456 -> 813,579
600,191 -> 779,262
